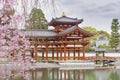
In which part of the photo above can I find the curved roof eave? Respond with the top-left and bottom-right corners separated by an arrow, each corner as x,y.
59,25 -> 94,37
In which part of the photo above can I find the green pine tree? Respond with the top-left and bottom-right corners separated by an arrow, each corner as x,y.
26,8 -> 48,29
109,18 -> 120,52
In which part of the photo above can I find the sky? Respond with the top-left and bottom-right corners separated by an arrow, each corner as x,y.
1,0 -> 119,33
45,0 -> 120,33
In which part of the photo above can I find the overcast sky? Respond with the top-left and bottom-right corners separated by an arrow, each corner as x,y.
45,0 -> 120,33
1,0 -> 119,33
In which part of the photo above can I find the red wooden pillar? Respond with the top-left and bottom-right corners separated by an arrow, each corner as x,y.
56,45 -> 59,60
52,47 -> 54,60
34,45 -> 37,60
78,48 -> 80,60
31,49 -> 34,59
68,49 -> 70,60
82,46 -> 85,60
74,43 -> 76,60
60,45 -> 62,60
64,44 -> 67,60
42,48 -> 44,60
46,45 -> 48,60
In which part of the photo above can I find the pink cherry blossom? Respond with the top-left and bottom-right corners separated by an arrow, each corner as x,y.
0,0 -> 32,80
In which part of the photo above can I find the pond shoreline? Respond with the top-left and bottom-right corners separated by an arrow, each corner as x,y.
32,60 -> 120,70
0,60 -> 120,70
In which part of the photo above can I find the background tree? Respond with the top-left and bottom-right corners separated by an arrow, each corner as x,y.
82,26 -> 110,52
109,18 -> 120,52
82,26 -> 110,40
97,30 -> 110,39
82,26 -> 97,52
82,26 -> 97,40
97,30 -> 110,50
26,8 -> 48,29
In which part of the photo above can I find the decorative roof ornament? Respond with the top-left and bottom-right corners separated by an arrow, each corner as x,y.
62,12 -> 66,16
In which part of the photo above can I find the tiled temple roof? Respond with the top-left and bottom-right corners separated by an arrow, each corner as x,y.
54,16 -> 83,22
21,29 -> 57,37
48,16 -> 83,26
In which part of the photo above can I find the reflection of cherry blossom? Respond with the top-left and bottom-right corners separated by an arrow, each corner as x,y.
0,0 -> 32,80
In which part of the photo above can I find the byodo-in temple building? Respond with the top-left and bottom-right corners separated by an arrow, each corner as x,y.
22,15 -> 93,60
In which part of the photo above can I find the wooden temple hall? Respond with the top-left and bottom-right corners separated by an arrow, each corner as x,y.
22,15 -> 93,60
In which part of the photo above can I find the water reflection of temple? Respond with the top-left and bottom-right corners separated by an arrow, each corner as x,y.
30,68 -> 86,80
28,68 -> 119,80
22,14 -> 93,60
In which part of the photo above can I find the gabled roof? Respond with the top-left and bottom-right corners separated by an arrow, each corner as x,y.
59,25 -> 94,37
48,16 -> 83,26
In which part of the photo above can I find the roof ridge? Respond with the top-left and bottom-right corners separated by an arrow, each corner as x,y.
55,16 -> 81,20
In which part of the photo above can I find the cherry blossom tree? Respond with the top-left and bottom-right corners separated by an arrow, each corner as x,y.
0,0 -> 32,80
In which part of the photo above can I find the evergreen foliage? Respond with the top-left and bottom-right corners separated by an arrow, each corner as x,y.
26,8 -> 48,29
109,18 -> 120,52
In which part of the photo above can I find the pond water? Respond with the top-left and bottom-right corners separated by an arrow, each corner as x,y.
6,68 -> 119,80
0,68 -> 120,80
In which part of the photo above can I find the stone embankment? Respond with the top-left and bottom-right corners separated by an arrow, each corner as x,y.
32,60 -> 96,69
1,57 -> 120,69
33,62 -> 60,68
